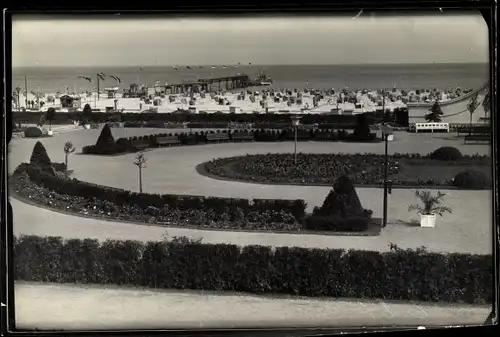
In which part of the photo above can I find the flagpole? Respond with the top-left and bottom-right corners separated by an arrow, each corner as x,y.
24,75 -> 28,108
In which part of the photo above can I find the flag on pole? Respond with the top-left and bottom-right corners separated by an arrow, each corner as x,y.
77,76 -> 92,83
110,75 -> 121,83
97,73 -> 106,81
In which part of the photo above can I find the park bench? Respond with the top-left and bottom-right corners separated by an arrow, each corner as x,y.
206,133 -> 230,143
464,135 -> 490,144
414,122 -> 449,133
231,132 -> 254,142
130,139 -> 150,151
156,136 -> 180,147
457,126 -> 490,137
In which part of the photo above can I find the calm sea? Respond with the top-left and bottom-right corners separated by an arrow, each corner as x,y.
12,63 -> 489,94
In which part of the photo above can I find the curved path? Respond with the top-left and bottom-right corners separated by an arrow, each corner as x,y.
9,128 -> 492,254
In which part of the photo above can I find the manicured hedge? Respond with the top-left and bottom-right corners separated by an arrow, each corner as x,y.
83,127 -> 384,156
13,110 -> 384,125
13,163 -> 307,221
13,235 -> 493,304
453,170 -> 492,189
429,147 -> 463,161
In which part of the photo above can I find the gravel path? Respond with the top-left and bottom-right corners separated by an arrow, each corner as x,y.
9,129 -> 492,254
16,282 -> 490,330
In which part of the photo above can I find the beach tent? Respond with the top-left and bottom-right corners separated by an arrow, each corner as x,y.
24,126 -> 44,138
59,94 -> 81,108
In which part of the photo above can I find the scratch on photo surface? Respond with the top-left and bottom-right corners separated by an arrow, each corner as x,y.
353,9 -> 363,19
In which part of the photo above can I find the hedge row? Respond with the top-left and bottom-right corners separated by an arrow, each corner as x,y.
13,110 -> 389,125
14,235 -> 492,304
14,163 -> 307,220
82,128 -> 378,155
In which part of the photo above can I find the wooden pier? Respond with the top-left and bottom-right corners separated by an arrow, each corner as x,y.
157,75 -> 251,94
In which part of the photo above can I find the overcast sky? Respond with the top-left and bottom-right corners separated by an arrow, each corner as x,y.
12,13 -> 489,67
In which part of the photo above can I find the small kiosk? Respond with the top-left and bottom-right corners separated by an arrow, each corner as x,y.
59,94 -> 81,109
105,87 -> 120,98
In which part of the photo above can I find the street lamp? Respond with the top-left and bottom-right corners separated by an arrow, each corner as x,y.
380,124 -> 394,228
290,115 -> 302,164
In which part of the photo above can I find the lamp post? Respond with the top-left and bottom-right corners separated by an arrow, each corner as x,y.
291,115 -> 302,164
380,124 -> 394,228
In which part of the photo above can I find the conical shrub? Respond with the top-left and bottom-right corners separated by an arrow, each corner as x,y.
314,175 -> 366,217
30,141 -> 52,167
95,123 -> 115,148
29,141 -> 56,176
352,113 -> 370,138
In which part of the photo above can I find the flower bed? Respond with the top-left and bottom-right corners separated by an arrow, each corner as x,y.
14,235 -> 492,304
11,163 -> 313,232
201,153 -> 491,189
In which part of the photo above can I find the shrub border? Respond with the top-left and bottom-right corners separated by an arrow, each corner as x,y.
196,156 -> 491,191
9,187 -> 382,237
13,235 -> 493,304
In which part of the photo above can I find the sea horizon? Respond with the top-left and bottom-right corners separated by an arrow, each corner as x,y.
12,62 -> 489,70
12,62 -> 489,93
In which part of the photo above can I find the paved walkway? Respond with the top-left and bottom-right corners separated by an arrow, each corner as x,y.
9,129 -> 492,254
15,282 -> 490,330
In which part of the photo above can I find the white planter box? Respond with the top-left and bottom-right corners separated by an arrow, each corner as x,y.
387,134 -> 394,142
420,214 -> 436,228
47,130 -> 54,136
84,124 -> 90,130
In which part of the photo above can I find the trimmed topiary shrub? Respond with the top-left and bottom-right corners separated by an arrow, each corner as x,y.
429,147 -> 463,161
312,175 -> 370,218
453,170 -> 492,189
30,141 -> 52,168
95,124 -> 115,148
305,176 -> 372,232
24,126 -> 44,138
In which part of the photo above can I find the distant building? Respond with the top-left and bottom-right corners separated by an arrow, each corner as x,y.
59,94 -> 81,108
105,87 -> 120,98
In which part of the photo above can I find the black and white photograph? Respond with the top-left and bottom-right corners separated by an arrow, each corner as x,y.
6,9 -> 495,331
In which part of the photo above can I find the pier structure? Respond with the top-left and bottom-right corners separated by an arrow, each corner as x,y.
155,74 -> 251,94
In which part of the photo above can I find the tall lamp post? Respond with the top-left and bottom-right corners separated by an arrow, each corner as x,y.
380,124 -> 394,228
291,115 -> 302,164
